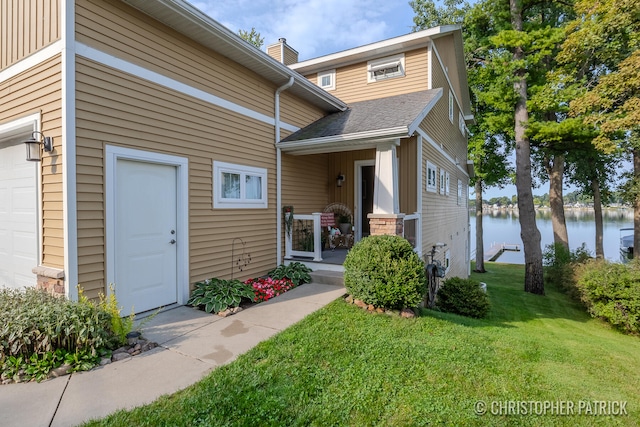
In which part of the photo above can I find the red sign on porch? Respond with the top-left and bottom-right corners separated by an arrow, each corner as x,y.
320,213 -> 335,227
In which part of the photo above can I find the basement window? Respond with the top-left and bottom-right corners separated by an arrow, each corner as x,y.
367,54 -> 405,83
213,161 -> 267,209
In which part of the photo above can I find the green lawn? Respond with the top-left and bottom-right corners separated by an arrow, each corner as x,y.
86,263 -> 640,426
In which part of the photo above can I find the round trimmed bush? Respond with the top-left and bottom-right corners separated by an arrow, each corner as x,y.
437,277 -> 490,318
343,235 -> 426,309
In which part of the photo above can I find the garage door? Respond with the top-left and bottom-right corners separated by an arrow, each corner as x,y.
0,140 -> 38,288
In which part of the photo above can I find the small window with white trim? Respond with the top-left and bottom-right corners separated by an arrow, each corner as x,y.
445,172 -> 450,196
213,161 -> 267,208
426,161 -> 437,192
459,112 -> 466,136
457,179 -> 463,205
439,168 -> 445,194
444,249 -> 451,273
448,91 -> 454,123
318,69 -> 336,90
367,54 -> 405,83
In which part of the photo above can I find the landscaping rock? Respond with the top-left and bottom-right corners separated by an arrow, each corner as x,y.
367,304 -> 375,311
218,309 -> 232,317
112,352 -> 132,362
231,306 -> 243,314
354,299 -> 367,308
376,307 -> 385,314
345,295 -> 353,304
99,357 -> 111,366
49,364 -> 72,378
400,308 -> 416,318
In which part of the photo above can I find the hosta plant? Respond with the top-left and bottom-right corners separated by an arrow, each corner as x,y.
188,278 -> 255,313
267,262 -> 312,286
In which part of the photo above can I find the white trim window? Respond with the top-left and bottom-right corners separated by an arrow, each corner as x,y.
213,161 -> 267,208
426,161 -> 437,192
459,112 -> 466,136
448,91 -> 454,123
444,249 -> 451,273
367,54 -> 405,83
457,179 -> 463,205
439,168 -> 445,194
317,69 -> 336,91
445,172 -> 450,196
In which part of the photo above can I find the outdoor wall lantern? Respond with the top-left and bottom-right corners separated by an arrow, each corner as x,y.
336,173 -> 345,187
23,131 -> 53,162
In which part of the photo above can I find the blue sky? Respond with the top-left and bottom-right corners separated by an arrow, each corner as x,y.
191,0 -> 417,61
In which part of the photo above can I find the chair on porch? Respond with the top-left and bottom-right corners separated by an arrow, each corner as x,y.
323,202 -> 354,249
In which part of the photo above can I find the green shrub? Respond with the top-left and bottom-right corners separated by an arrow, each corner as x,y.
343,235 -> 426,309
188,278 -> 255,313
543,243 -> 591,296
0,287 -> 117,381
436,277 -> 491,318
268,262 -> 312,286
574,259 -> 640,334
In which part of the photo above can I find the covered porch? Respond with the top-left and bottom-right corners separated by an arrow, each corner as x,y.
277,91 -> 442,269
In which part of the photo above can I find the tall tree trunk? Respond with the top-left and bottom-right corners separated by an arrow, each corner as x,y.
591,174 -> 604,259
474,179 -> 486,273
511,0 -> 544,294
634,148 -> 640,258
545,154 -> 569,251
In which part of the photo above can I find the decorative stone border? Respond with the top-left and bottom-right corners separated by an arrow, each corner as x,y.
344,295 -> 416,318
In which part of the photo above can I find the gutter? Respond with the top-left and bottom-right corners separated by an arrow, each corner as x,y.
275,77 -> 295,266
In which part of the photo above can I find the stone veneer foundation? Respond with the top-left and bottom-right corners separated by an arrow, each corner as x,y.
367,213 -> 405,237
32,266 -> 65,297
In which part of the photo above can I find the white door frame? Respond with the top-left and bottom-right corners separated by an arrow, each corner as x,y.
354,159 -> 375,241
105,145 -> 189,308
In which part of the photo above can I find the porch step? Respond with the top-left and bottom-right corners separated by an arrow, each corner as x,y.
309,270 -> 344,287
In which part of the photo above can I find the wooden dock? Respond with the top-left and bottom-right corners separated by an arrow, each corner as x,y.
485,242 -> 521,262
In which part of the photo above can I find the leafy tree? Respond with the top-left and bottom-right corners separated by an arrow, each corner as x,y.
238,27 -> 264,49
559,0 -> 640,256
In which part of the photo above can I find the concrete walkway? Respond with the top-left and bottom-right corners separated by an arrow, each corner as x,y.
0,282 -> 345,427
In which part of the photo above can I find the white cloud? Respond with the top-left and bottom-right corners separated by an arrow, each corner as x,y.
190,0 -> 415,60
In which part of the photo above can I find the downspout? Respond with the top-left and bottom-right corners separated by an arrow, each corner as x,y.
275,77 -> 295,265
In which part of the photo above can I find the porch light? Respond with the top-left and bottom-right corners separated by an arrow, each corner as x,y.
336,173 -> 345,187
23,131 -> 53,162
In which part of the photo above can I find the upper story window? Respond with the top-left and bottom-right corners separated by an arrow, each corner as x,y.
449,91 -> 454,123
317,69 -> 336,91
367,54 -> 405,83
426,161 -> 437,192
459,112 -> 466,136
213,161 -> 268,209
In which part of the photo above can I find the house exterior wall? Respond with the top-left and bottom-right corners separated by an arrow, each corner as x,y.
73,0 -> 329,299
305,48 -> 429,104
0,55 -> 64,270
281,153 -> 330,215
0,0 -> 61,70
420,50 -> 469,278
432,35 -> 463,112
327,149 -> 376,217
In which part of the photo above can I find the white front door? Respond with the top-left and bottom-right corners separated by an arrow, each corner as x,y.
114,159 -> 178,313
0,140 -> 38,288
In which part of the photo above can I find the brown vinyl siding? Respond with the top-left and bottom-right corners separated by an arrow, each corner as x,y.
75,0 -> 276,120
1,0 -> 60,70
420,54 -> 467,163
433,35 -> 463,111
0,54 -> 63,269
398,137 -> 418,214
306,48 -> 429,104
281,153 -> 330,214
75,56 -> 286,298
326,150 -> 376,218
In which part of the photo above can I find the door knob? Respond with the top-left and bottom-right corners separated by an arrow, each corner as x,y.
170,239 -> 176,244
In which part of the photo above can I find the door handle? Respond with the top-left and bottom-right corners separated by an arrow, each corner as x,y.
170,239 -> 176,244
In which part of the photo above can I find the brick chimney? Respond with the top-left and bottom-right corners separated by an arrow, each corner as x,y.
266,38 -> 299,65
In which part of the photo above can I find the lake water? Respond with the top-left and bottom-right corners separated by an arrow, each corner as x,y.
470,208 -> 634,263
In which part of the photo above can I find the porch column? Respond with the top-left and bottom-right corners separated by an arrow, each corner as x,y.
369,140 -> 404,237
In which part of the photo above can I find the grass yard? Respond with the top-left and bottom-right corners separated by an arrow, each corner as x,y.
86,263 -> 640,426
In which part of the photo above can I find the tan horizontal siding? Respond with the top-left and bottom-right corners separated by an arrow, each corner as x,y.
0,54 -> 63,269
421,142 -> 469,278
279,91 -> 325,130
398,137 -> 418,214
267,44 -> 281,63
76,0 -> 276,120
1,0 -> 60,70
306,48 -> 429,104
325,150 -> 377,218
75,58 -> 282,293
433,35 -> 463,112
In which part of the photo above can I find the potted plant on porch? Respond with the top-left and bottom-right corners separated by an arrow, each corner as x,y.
338,214 -> 352,235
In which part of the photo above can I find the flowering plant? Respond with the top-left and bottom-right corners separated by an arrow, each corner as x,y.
244,277 -> 295,303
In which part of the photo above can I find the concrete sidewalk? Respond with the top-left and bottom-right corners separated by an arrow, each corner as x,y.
0,282 -> 345,427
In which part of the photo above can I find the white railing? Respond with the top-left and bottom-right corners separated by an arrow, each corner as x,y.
284,213 -> 323,261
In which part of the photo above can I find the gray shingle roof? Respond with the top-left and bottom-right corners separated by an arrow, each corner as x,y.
282,89 -> 441,142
